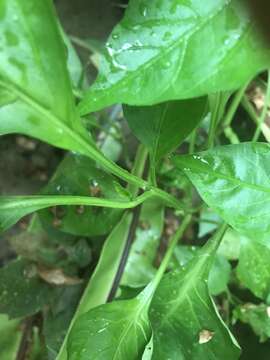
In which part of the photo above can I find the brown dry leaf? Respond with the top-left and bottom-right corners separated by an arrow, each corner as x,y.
38,266 -> 82,286
198,329 -> 214,344
249,86 -> 265,111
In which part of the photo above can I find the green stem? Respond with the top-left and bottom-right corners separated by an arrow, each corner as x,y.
189,129 -> 197,154
252,70 -> 270,142
144,215 -> 192,299
223,82 -> 249,128
150,159 -> 157,187
242,95 -> 270,142
127,145 -> 148,196
0,192 -> 156,212
223,126 -> 240,144
207,93 -> 220,149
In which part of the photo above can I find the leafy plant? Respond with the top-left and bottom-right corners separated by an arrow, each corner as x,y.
1,0 -> 270,359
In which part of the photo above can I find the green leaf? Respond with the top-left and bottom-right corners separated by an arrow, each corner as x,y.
76,213 -> 133,314
79,0 -> 270,114
218,228 -> 241,260
67,287 -> 152,360
174,143 -> 270,242
43,285 -> 83,360
234,303 -> 270,342
150,229 -> 240,359
173,245 -> 231,296
55,213 -> 133,360
121,200 -> 164,288
208,254 -> 231,296
0,314 -> 22,360
237,236 -> 270,300
0,0 -> 97,157
123,97 -> 207,164
39,153 -> 129,237
0,259 -> 52,319
198,208 -> 221,238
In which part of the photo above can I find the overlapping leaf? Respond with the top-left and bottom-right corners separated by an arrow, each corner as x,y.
79,0 -> 270,113
150,229 -> 240,359
67,288 -> 152,360
237,236 -> 270,300
174,143 -> 270,242
39,153 -> 129,237
0,0 -> 95,156
123,97 -> 207,164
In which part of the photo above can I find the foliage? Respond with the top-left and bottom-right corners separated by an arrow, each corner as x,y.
1,0 -> 270,359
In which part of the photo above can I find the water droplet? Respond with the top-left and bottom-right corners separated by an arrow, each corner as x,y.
112,33 -> 119,40
98,328 -> 106,333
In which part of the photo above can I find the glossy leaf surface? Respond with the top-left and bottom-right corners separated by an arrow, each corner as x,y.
79,0 -> 270,114
39,154 -> 129,236
174,143 -> 270,242
78,213 -> 132,313
150,230 -> 240,359
173,246 -> 231,296
123,97 -> 207,163
0,0 -> 94,155
67,288 -> 152,360
237,236 -> 270,300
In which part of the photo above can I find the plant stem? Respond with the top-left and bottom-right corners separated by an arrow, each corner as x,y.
145,215 -> 191,297
189,129 -> 197,154
223,83 -> 249,128
0,192 -> 156,211
127,145 -> 148,196
252,70 -> 270,142
207,94 -> 220,149
242,95 -> 270,142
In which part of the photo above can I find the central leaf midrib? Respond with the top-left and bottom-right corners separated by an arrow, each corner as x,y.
81,0 -> 238,111
181,160 -> 270,194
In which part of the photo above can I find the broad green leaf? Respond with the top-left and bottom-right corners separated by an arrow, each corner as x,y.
0,0 -> 97,158
55,213 -> 133,360
174,143 -> 270,242
67,286 -> 152,360
237,236 -> 270,300
150,229 -> 240,359
79,0 -> 270,114
208,254 -> 231,296
173,245 -> 231,296
76,213 -> 132,313
218,228 -> 241,260
0,314 -> 22,360
234,304 -> 270,342
123,97 -> 207,164
121,200 -> 164,287
39,153 -> 129,237
198,208 -> 221,238
0,259 -> 52,319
